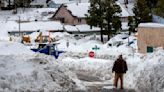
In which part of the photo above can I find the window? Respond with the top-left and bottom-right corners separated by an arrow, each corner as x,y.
147,46 -> 153,53
59,18 -> 65,23
78,18 -> 81,23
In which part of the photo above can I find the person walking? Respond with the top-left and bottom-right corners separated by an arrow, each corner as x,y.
112,55 -> 128,89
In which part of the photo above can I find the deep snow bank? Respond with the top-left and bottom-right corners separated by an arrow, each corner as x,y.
0,41 -> 34,55
125,49 -> 164,92
0,42 -> 85,92
0,54 -> 77,92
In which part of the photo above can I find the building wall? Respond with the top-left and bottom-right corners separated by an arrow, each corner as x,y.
138,27 -> 164,53
120,17 -> 128,22
73,18 -> 86,25
52,6 -> 87,25
52,6 -> 75,25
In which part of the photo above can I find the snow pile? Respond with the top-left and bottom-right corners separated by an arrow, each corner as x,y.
0,21 -> 10,41
60,57 -> 114,80
76,24 -> 100,32
0,42 -> 34,55
125,48 -> 164,92
0,54 -> 81,92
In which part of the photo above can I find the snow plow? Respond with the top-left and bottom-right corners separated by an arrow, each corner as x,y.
31,43 -> 64,59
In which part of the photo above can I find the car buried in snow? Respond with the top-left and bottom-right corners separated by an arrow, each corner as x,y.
31,43 -> 65,59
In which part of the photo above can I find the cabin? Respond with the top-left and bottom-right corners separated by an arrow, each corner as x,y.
30,0 -> 47,8
48,0 -> 72,8
51,3 -> 89,25
51,2 -> 130,25
0,0 -> 15,10
116,2 -> 131,22
137,23 -> 164,53
47,0 -> 89,8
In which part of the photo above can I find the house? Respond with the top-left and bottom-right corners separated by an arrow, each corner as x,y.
0,0 -> 15,10
48,0 -> 89,8
48,0 -> 73,8
8,21 -> 63,36
30,0 -> 48,8
51,3 -> 89,25
116,2 -> 131,22
51,2 -> 130,25
137,23 -> 164,53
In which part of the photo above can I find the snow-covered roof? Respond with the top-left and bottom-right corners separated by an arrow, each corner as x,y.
65,2 -> 130,18
76,24 -> 100,32
66,3 -> 90,18
64,24 -> 100,32
116,2 -> 130,17
138,23 -> 164,28
52,0 -> 73,4
8,21 -> 63,32
30,0 -> 47,5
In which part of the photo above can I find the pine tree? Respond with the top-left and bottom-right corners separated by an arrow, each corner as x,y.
104,0 -> 121,39
133,0 -> 152,25
86,0 -> 105,42
147,0 -> 158,9
15,0 -> 32,8
86,0 -> 122,42
128,16 -> 136,35
154,0 -> 164,17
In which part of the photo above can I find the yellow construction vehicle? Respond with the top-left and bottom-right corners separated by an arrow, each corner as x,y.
22,36 -> 31,43
35,32 -> 55,43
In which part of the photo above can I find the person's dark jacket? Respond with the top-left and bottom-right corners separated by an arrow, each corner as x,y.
112,58 -> 128,73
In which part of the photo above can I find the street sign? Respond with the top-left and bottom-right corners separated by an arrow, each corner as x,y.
92,45 -> 100,51
89,51 -> 95,58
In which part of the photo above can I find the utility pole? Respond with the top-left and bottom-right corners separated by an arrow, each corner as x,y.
99,0 -> 103,43
18,16 -> 21,36
9,0 -> 11,8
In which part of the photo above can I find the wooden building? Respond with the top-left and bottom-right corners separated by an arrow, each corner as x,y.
137,23 -> 164,53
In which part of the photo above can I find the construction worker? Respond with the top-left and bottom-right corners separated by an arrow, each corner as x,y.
112,55 -> 128,89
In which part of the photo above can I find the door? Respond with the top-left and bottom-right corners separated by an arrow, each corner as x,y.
147,46 -> 153,53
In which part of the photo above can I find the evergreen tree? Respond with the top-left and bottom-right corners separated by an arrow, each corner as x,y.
104,0 -> 121,39
147,0 -> 158,9
14,0 -> 32,13
86,0 -> 105,42
128,16 -> 136,35
15,0 -> 32,8
86,0 -> 122,42
133,0 -> 152,25
154,0 -> 164,17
